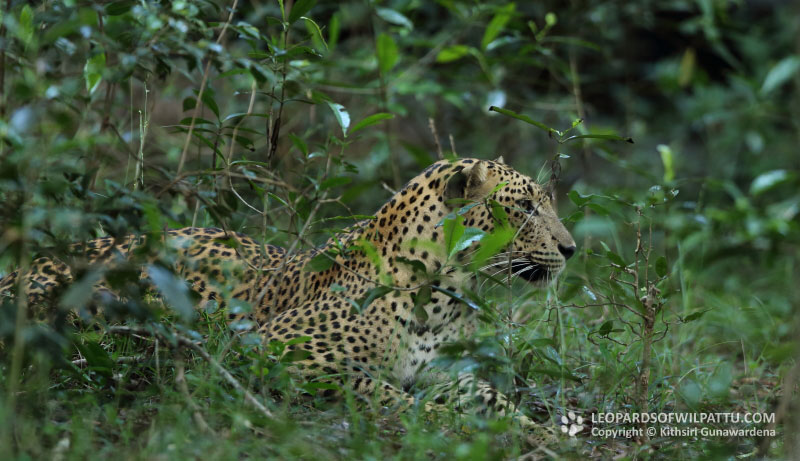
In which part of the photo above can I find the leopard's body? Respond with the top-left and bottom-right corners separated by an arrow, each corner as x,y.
0,158 -> 576,431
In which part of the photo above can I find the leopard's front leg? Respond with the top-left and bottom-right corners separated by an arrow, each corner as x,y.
455,373 -> 560,444
349,374 -> 450,416
449,373 -> 533,425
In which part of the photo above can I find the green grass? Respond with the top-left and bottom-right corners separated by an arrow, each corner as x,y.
0,262 -> 790,460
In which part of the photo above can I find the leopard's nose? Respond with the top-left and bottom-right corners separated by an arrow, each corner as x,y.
558,244 -> 576,260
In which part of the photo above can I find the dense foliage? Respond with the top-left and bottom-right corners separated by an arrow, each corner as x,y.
0,0 -> 797,458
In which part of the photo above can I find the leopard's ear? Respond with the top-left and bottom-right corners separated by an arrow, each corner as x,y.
494,156 -> 505,164
443,160 -> 489,205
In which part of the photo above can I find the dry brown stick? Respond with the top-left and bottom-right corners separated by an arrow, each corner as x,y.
428,118 -> 443,159
106,325 -> 274,420
176,0 -> 240,174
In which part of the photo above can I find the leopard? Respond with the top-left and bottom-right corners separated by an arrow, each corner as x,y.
0,157 -> 576,435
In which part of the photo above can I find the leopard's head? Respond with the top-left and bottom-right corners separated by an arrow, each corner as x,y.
444,157 -> 576,286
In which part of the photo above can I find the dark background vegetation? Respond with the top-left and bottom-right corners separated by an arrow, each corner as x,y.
0,0 -> 797,458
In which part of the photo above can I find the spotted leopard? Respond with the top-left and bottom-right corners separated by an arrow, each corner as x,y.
0,157 -> 576,433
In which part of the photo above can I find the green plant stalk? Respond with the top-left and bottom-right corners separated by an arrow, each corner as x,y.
370,6 -> 401,189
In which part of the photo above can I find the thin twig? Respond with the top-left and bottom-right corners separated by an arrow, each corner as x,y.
448,134 -> 457,158
176,0 -> 240,174
428,118 -> 443,159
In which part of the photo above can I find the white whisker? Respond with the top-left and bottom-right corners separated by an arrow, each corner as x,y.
478,258 -> 527,271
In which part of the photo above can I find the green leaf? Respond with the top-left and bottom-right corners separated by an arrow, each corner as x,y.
436,45 -> 472,63
431,286 -> 480,311
525,338 -> 556,349
286,336 -> 312,346
182,97 -> 196,112
268,192 -> 290,208
412,285 -> 432,322
563,133 -> 634,143
105,0 -> 136,15
18,5 -> 34,46
178,117 -> 215,126
326,102 -> 350,136
376,33 -> 399,74
75,341 -> 115,376
330,283 -> 346,293
750,170 -> 790,195
304,251 -> 336,272
684,308 -> 712,322
568,190 -> 591,207
586,203 -> 610,216
84,52 -> 105,95
222,112 -> 270,123
350,112 -> 394,135
148,265 -> 195,322
655,256 -> 668,278
376,8 -> 413,29
443,215 -> 466,258
288,0 -> 316,23
482,3 -> 515,50
395,256 -> 427,275
488,106 -> 556,135
605,250 -> 626,267
678,47 -> 696,87
488,199 -> 509,226
320,176 -> 351,190
328,13 -> 340,49
303,17 -> 328,51
281,350 -> 312,362
657,144 -> 675,182
213,237 -> 240,249
489,181 -> 509,195
302,382 -> 341,393
356,286 -> 393,313
60,270 -> 104,311
761,56 -> 800,94
471,225 -> 514,270
197,89 -> 220,120
451,227 -> 486,255
289,133 -> 308,156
